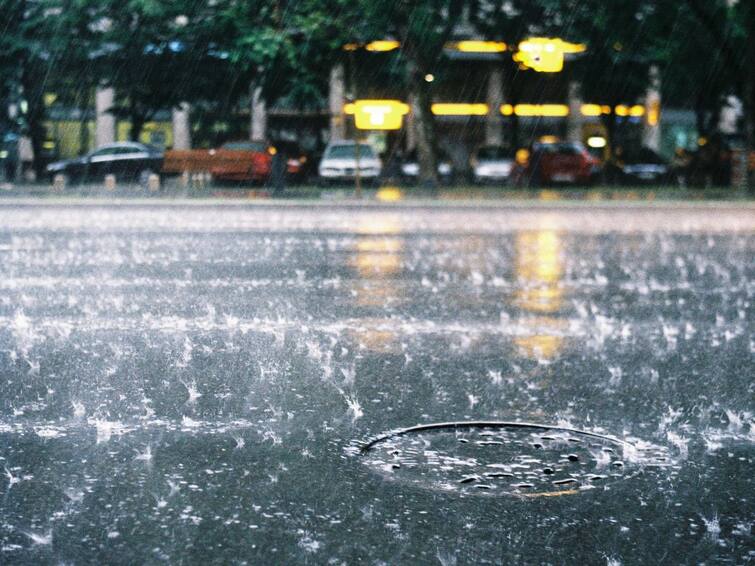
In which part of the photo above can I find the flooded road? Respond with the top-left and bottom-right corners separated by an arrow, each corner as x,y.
1,201 -> 753,564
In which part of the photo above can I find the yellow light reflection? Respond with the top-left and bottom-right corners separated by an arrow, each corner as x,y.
431,103 -> 489,116
350,217 -> 404,309
348,318 -> 401,353
513,230 -> 566,360
376,187 -> 403,202
349,218 -> 405,350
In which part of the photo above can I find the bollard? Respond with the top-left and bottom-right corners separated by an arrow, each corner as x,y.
148,173 -> 160,193
52,174 -> 67,193
104,174 -> 116,192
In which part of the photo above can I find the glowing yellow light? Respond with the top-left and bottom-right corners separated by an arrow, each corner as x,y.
629,105 -> 645,117
343,43 -> 359,51
44,93 -> 58,107
601,105 -> 611,114
614,104 -> 644,117
513,38 -> 586,73
515,148 -> 530,165
587,136 -> 607,149
376,187 -> 403,202
454,40 -> 507,53
501,104 -> 514,116
647,100 -> 660,126
580,104 -> 603,117
431,103 -> 489,116
514,104 -> 569,117
424,74 -> 434,82
346,99 -> 409,130
538,135 -> 560,144
268,146 -> 277,155
365,40 -> 400,52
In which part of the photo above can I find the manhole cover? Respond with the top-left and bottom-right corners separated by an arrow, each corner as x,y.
355,421 -> 671,497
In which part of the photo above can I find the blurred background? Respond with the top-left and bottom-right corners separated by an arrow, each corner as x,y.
0,0 -> 753,191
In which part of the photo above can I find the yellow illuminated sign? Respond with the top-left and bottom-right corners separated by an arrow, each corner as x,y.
454,40 -> 507,53
344,99 -> 409,130
502,104 -> 570,117
513,37 -> 586,73
365,40 -> 400,52
615,104 -> 645,117
431,103 -> 489,116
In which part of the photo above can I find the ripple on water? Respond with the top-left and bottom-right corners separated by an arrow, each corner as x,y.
354,422 -> 673,497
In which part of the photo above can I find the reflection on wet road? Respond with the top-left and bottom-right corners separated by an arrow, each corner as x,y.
0,202 -> 753,563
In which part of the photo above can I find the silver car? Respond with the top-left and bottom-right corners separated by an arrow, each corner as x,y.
318,141 -> 382,185
470,145 -> 516,184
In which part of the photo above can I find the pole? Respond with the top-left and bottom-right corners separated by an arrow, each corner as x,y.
348,50 -> 362,199
354,138 -> 362,198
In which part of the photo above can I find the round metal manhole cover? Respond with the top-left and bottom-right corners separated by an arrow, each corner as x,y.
354,421 -> 671,497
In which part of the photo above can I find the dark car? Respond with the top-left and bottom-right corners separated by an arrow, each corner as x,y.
400,149 -> 455,185
271,141 -> 316,184
610,147 -> 673,185
46,142 -> 163,185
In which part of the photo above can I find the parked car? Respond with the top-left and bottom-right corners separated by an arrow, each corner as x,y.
400,149 -> 454,185
46,142 -> 163,184
514,141 -> 600,186
210,141 -> 273,183
272,141 -> 316,184
607,147 -> 673,185
470,145 -> 516,184
318,141 -> 382,185
162,140 -> 273,184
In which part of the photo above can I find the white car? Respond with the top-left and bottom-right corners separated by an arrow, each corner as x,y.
318,141 -> 382,184
471,145 -> 516,184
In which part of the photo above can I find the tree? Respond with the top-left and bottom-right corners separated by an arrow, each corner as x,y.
90,1 -> 237,141
0,0 -> 98,175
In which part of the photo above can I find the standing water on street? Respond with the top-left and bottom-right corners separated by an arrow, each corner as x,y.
0,202 -> 752,563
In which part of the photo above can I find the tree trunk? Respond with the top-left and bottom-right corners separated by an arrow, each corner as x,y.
20,68 -> 47,179
746,1 -> 755,185
78,89 -> 91,156
406,59 -> 438,187
130,116 -> 145,142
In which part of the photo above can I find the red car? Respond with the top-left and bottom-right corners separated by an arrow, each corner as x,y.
163,140 -> 273,184
515,141 -> 601,186
210,141 -> 273,183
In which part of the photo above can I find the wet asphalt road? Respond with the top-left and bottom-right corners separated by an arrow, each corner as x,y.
0,201 -> 753,564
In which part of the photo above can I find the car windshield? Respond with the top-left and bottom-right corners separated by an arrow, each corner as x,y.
624,148 -> 666,164
326,144 -> 376,159
221,141 -> 267,152
537,142 -> 583,155
477,146 -> 514,160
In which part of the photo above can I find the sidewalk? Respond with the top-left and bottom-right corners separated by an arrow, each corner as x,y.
1,181 -> 753,205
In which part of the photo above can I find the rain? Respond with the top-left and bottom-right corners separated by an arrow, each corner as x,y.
1,0 -> 754,564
